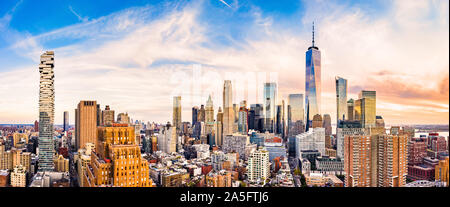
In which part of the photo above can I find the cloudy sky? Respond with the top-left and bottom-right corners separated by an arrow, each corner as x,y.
0,0 -> 448,125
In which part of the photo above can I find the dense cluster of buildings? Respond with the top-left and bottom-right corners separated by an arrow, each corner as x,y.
0,25 -> 448,188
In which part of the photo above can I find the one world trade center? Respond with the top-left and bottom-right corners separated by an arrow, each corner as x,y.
305,22 -> 321,129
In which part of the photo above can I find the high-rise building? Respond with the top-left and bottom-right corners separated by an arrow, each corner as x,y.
435,157 -> 449,187
75,101 -> 98,150
408,138 -> 427,166
96,104 -> 102,126
247,148 -> 270,183
347,99 -> 354,121
173,96 -> 182,133
305,23 -> 321,123
275,105 -> 284,136
322,114 -> 332,136
287,94 -> 305,138
249,104 -> 264,132
344,135 -> 372,187
335,76 -> 347,124
377,135 -> 408,187
223,80 -> 235,136
198,105 -> 206,123
336,127 -> 365,160
216,107 -> 224,146
238,102 -> 249,135
38,51 -> 55,172
102,105 -> 115,126
344,134 -> 407,187
295,128 -> 326,159
354,99 -> 361,121
206,95 -> 214,124
215,121 -> 223,147
312,114 -> 323,128
157,124 -> 177,154
264,82 -> 277,133
84,125 -> 152,187
205,95 -> 214,134
10,165 -> 26,187
216,107 -> 223,123
192,106 -> 199,126
63,111 -> 69,132
288,94 -> 304,124
358,90 -> 376,128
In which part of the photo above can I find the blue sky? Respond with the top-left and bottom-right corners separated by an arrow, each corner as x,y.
0,0 -> 448,125
0,0 -> 391,68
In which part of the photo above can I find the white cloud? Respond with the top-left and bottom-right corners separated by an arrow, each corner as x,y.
0,0 -> 448,125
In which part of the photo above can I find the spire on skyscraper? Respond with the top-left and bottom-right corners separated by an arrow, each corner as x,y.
308,22 -> 318,50
312,21 -> 315,47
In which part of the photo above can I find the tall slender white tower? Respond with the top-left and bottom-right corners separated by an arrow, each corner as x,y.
38,51 -> 55,171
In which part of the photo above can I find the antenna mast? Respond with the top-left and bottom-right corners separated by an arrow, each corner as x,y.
312,22 -> 315,47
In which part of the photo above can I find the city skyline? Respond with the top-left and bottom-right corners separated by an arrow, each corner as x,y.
0,0 -> 448,125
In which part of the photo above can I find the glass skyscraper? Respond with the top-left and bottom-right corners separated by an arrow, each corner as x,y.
335,76 -> 348,124
288,94 -> 304,123
264,82 -> 277,133
38,51 -> 55,171
358,90 -> 376,128
305,23 -> 321,124
173,96 -> 182,133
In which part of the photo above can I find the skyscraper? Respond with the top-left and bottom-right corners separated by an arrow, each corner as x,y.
198,105 -> 206,123
305,23 -> 321,123
216,107 -> 224,146
275,105 -> 283,135
223,80 -> 234,136
205,95 -> 214,134
264,82 -> 277,133
347,99 -> 354,121
249,104 -> 263,132
173,96 -> 182,133
238,101 -> 248,135
335,76 -> 348,124
377,135 -> 408,187
322,114 -> 332,136
38,51 -> 55,171
192,106 -> 199,126
287,94 -> 305,137
288,94 -> 304,124
63,111 -> 69,132
344,135 -> 372,187
359,91 -> 376,128
247,148 -> 270,183
205,95 -> 214,124
312,114 -> 323,128
96,104 -> 102,126
75,101 -> 98,150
